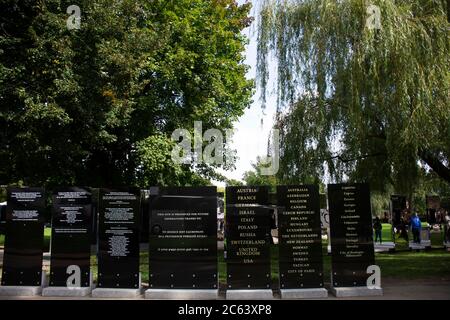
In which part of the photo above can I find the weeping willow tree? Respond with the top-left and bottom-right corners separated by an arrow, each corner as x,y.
257,0 -> 450,196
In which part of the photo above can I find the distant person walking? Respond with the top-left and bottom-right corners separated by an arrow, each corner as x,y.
373,217 -> 382,244
410,213 -> 422,244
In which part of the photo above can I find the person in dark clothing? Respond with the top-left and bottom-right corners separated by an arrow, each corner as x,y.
399,217 -> 409,242
373,217 -> 383,244
445,213 -> 450,243
410,213 -> 422,244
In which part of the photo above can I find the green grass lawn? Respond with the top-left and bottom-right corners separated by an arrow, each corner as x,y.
374,250 -> 450,280
84,244 -> 450,286
44,227 -> 51,251
380,223 -> 394,242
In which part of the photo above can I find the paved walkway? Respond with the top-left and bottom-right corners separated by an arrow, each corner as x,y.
0,280 -> 448,300
323,280 -> 450,300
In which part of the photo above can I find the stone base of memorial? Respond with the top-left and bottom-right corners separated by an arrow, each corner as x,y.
91,273 -> 142,298
0,272 -> 47,297
330,286 -> 383,298
42,286 -> 93,297
374,242 -> 396,252
280,288 -> 328,299
226,289 -> 273,300
145,289 -> 219,300
42,274 -> 94,297
408,240 -> 431,250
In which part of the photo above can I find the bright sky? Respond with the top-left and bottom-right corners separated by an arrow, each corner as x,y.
215,1 -> 277,185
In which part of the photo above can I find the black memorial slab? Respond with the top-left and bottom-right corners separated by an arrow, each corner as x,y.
319,194 -> 327,210
225,186 -> 271,290
328,183 -> 375,287
277,185 -> 324,289
97,188 -> 141,288
49,188 -> 92,287
1,187 -> 45,286
426,195 -> 440,224
149,186 -> 218,289
391,195 -> 406,226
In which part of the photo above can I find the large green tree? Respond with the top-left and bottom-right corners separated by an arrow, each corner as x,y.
257,0 -> 449,196
242,156 -> 277,191
0,0 -> 253,187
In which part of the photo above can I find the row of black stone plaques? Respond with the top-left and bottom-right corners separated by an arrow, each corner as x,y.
0,184 -> 376,295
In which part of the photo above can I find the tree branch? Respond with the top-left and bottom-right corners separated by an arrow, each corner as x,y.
321,152 -> 385,163
418,149 -> 450,183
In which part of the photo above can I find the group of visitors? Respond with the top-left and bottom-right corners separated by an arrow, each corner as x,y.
373,211 -> 426,244
395,210 -> 422,243
375,209 -> 450,245
434,209 -> 449,225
